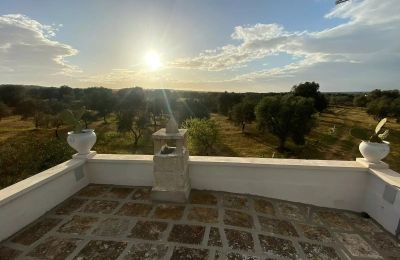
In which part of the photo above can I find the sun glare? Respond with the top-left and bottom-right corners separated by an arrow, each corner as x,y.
145,50 -> 162,70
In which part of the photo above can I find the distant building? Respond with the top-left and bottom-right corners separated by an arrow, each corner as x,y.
336,0 -> 350,4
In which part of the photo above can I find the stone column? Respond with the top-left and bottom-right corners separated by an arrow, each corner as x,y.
151,118 -> 191,203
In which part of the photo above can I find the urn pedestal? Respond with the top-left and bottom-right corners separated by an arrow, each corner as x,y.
151,125 -> 190,203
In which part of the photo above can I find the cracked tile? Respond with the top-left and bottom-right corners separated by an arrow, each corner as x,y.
74,240 -> 127,259
253,198 -> 275,216
168,224 -> 205,244
364,232 -> 400,255
55,198 -> 88,215
224,209 -> 253,228
0,246 -> 22,259
215,251 -> 260,260
258,234 -> 298,259
116,202 -> 153,217
92,217 -> 130,236
171,246 -> 209,260
223,194 -> 249,210
27,236 -> 82,260
153,204 -> 185,220
58,215 -> 98,235
336,233 -> 382,258
208,227 -> 223,247
188,207 -> 218,223
345,213 -> 381,233
131,187 -> 151,200
103,186 -> 134,199
77,185 -> 109,197
276,202 -> 308,221
129,221 -> 168,241
299,242 -> 340,260
190,190 -> 218,205
297,223 -> 333,242
80,199 -> 120,214
224,228 -> 254,252
124,243 -> 168,259
313,210 -> 353,231
258,216 -> 298,237
11,218 -> 61,245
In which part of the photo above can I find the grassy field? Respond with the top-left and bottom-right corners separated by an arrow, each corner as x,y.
211,106 -> 400,172
0,106 -> 399,188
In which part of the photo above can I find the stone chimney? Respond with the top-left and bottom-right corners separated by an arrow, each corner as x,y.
151,117 -> 190,203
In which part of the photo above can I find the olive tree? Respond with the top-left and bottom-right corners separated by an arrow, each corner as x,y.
0,102 -> 11,121
117,111 -> 149,147
256,95 -> 316,151
231,101 -> 256,132
183,118 -> 219,155
291,82 -> 327,112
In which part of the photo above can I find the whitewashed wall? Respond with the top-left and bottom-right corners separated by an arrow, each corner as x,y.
189,157 -> 368,211
1,154 -> 399,241
0,159 -> 89,242
87,154 -> 154,185
87,155 -> 368,211
363,168 -> 400,236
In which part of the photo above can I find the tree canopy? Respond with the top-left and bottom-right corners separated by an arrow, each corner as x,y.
291,82 -> 327,112
256,94 -> 316,151
231,100 -> 256,132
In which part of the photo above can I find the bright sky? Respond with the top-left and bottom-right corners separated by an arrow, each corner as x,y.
0,0 -> 399,92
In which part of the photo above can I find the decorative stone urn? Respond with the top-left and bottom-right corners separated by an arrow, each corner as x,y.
151,117 -> 190,203
67,129 -> 97,155
359,140 -> 390,163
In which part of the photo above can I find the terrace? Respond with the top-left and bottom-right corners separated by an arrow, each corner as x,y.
0,152 -> 399,259
0,122 -> 399,260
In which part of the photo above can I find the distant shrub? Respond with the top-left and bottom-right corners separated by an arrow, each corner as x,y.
291,82 -> 327,112
0,136 -> 74,188
183,118 -> 219,155
353,95 -> 368,107
0,102 -> 11,121
231,101 -> 256,132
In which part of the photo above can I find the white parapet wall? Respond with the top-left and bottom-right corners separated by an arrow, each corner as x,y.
364,168 -> 400,237
87,155 -> 368,211
0,159 -> 89,242
189,157 -> 369,211
1,154 -> 399,241
86,154 -> 400,236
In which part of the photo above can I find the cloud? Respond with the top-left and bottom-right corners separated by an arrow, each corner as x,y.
80,68 -> 177,88
169,0 -> 400,91
170,23 -> 298,71
0,14 -> 80,81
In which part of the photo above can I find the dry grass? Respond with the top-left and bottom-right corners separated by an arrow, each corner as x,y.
1,106 -> 399,175
0,116 -> 35,142
211,106 -> 400,172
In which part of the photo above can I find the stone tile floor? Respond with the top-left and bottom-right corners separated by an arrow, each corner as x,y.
1,184 -> 400,259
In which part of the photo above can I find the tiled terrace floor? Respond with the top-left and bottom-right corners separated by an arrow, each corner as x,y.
1,185 -> 400,260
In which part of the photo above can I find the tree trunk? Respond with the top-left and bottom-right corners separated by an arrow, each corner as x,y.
153,115 -> 157,132
55,126 -> 59,138
277,136 -> 287,152
133,137 -> 139,147
131,128 -> 142,148
103,114 -> 107,124
241,122 -> 245,133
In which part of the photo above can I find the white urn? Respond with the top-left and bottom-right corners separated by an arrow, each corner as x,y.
359,140 -> 390,163
67,129 -> 97,155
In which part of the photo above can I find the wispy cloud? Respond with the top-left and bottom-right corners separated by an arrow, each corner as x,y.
0,14 -> 80,79
1,0 -> 399,92
167,0 -> 400,91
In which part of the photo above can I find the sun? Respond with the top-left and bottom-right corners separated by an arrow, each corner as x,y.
145,50 -> 162,70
